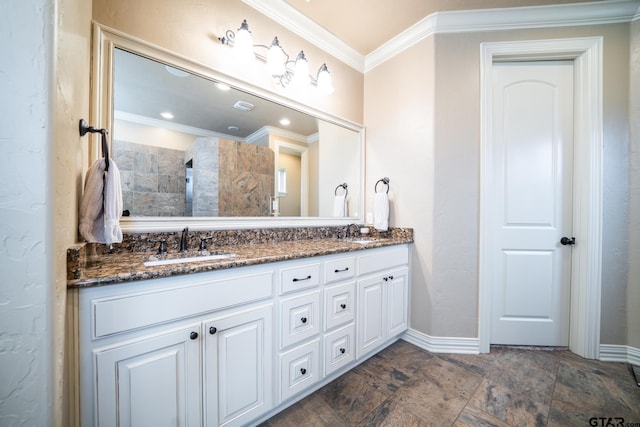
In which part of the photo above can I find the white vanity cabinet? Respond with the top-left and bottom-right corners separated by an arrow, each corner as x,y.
76,267 -> 275,427
356,246 -> 409,358
73,243 -> 410,427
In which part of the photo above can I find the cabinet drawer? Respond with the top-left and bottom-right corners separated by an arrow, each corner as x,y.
279,339 -> 320,403
324,323 -> 355,376
92,271 -> 273,338
324,281 -> 355,331
280,263 -> 321,294
358,245 -> 409,276
280,291 -> 321,349
324,257 -> 355,284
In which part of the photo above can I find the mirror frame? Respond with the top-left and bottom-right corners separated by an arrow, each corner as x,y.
91,22 -> 365,232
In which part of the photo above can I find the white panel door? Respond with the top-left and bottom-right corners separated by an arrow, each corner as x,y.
490,61 -> 574,346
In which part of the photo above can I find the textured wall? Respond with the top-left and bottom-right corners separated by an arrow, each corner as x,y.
0,2 -> 53,424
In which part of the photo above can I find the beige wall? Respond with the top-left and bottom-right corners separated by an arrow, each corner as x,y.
629,19 -> 640,350
92,0 -> 363,125
365,23 -> 634,343
364,36 -> 435,333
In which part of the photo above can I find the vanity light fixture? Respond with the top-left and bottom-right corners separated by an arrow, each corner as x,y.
219,19 -> 334,94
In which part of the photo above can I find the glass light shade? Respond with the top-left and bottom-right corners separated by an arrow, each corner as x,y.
233,20 -> 254,63
291,51 -> 310,87
266,37 -> 286,76
316,64 -> 334,95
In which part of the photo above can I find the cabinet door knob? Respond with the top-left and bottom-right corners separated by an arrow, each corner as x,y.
190,331 -> 199,340
340,348 -> 346,354
300,368 -> 307,375
340,304 -> 346,309
209,327 -> 217,335
383,277 -> 388,282
301,317 -> 307,324
388,275 -> 394,280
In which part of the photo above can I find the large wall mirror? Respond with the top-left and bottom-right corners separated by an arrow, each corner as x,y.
91,23 -> 364,232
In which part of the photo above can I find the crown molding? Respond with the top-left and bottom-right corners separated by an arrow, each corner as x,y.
242,0 -> 640,74
114,111 -> 233,139
246,125 -> 308,145
241,0 -> 365,72
366,0 -> 640,72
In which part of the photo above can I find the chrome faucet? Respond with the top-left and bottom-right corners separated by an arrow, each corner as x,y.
180,227 -> 189,252
345,224 -> 359,240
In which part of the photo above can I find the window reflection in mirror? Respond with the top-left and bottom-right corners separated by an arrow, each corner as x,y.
111,48 -> 361,219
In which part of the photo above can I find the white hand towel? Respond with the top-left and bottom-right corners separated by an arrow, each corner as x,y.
79,158 -> 123,244
333,194 -> 346,217
373,192 -> 389,231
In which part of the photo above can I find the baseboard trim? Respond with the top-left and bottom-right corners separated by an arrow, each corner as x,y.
401,328 -> 480,354
599,344 -> 640,365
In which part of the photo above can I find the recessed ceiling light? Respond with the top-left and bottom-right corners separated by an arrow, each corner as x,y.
216,82 -> 231,91
160,112 -> 174,119
279,118 -> 290,126
228,125 -> 239,132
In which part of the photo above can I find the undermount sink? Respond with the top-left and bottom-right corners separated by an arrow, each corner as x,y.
350,239 -> 378,245
144,252 -> 237,267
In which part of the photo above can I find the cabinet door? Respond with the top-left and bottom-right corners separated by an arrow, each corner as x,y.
95,323 -> 202,427
204,304 -> 273,427
386,268 -> 409,337
357,275 -> 385,358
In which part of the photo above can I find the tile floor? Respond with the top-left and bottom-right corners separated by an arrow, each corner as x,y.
261,340 -> 640,427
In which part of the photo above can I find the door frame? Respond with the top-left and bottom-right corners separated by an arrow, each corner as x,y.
478,37 -> 603,359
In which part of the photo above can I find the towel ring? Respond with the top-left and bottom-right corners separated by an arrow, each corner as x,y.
335,183 -> 348,197
375,177 -> 390,194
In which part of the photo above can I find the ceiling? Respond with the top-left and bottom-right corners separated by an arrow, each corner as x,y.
282,0 -> 596,55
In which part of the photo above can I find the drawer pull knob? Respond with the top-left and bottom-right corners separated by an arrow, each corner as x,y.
300,368 -> 307,375
340,304 -> 347,309
301,317 -> 307,324
209,327 -> 217,335
334,267 -> 349,273
189,331 -> 199,340
340,348 -> 346,354
292,275 -> 312,282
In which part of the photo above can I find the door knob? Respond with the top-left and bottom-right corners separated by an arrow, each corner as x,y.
560,237 -> 576,245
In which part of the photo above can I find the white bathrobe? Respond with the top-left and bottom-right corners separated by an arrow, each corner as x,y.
79,158 -> 123,244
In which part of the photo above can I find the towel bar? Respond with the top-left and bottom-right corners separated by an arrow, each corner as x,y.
79,119 -> 110,172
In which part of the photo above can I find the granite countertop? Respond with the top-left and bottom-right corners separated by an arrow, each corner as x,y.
67,227 -> 413,288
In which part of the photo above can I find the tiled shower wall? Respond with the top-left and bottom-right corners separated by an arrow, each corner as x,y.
219,138 -> 274,216
113,140 -> 186,216
113,138 -> 275,217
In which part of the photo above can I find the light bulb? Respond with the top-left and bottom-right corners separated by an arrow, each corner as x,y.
291,51 -> 310,87
233,19 -> 254,63
266,37 -> 286,76
316,64 -> 334,95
